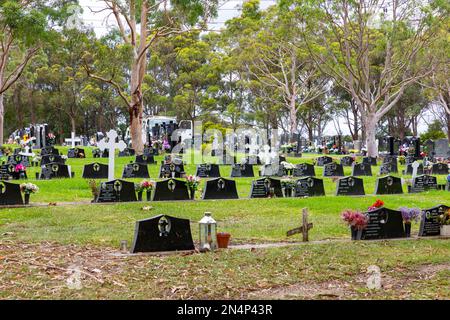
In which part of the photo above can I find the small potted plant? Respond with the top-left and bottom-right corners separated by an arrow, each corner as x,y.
438,208 -> 450,237
136,180 -> 155,201
216,232 -> 231,249
368,199 -> 384,212
399,207 -> 421,237
88,180 -> 99,202
20,183 -> 39,205
185,175 -> 201,200
341,209 -> 368,240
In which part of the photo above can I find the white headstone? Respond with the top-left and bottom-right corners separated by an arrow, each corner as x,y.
411,161 -> 420,179
97,130 -> 127,181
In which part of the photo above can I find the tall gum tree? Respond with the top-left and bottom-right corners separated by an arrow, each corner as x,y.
290,0 -> 448,156
83,0 -> 218,155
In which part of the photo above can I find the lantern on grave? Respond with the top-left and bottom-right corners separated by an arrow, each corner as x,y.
199,212 -> 217,251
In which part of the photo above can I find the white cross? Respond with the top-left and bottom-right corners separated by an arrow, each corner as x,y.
411,161 -> 421,179
97,130 -> 127,181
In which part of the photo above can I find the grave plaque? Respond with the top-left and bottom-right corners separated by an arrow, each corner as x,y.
40,154 -> 65,166
374,175 -> 403,195
202,178 -> 239,200
130,214 -> 195,253
336,176 -> 365,196
0,181 -> 24,205
0,164 -> 26,180
361,208 -> 405,240
434,139 -> 450,158
82,162 -> 109,179
294,177 -> 325,197
153,179 -> 190,201
159,162 -> 185,178
92,148 -> 102,158
316,156 -> 333,166
352,163 -> 372,176
40,146 -> 59,156
405,163 -> 424,175
362,157 -> 377,166
250,178 -> 283,198
410,175 -> 438,193
431,163 -> 448,175
195,164 -> 221,178
418,205 -> 448,237
230,163 -> 254,177
135,154 -> 156,165
96,179 -> 137,202
67,148 -> 85,158
122,163 -> 150,179
292,163 -> 316,177
340,156 -> 354,167
39,163 -> 72,179
323,162 -> 344,177
379,162 -> 398,175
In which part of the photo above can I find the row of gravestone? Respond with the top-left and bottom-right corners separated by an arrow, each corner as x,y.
130,204 -> 448,253
354,205 -> 448,240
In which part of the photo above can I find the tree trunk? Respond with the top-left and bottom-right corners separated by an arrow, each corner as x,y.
0,93 -> 4,144
365,114 -> 378,157
447,112 -> 450,143
70,116 -> 76,135
289,97 -> 297,142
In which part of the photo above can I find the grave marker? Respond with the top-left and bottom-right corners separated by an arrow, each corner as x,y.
82,162 -> 109,179
336,176 -> 365,196
316,156 -> 333,166
419,205 -> 448,237
352,163 -> 373,176
122,162 -> 150,179
294,177 -> 325,197
361,208 -> 405,240
195,163 -> 221,178
153,178 -> 190,201
286,208 -> 313,242
323,162 -> 344,177
0,181 -> 24,205
96,179 -> 137,202
97,130 -> 127,181
202,178 -> 239,200
410,175 -> 438,193
250,178 -> 283,198
374,175 -> 403,195
292,163 -> 316,177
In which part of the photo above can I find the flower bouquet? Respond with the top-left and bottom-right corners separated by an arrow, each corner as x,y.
368,199 -> 384,212
185,175 -> 201,200
341,210 -> 369,240
20,183 -> 39,205
399,207 -> 421,237
15,164 -> 26,173
438,208 -> 450,236
136,180 -> 155,201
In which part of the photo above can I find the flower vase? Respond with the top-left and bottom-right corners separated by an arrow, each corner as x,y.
189,188 -> 195,200
24,193 -> 30,205
146,190 -> 151,201
350,227 -> 360,240
137,191 -> 143,201
404,222 -> 411,238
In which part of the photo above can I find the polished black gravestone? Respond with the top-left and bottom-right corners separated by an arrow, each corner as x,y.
323,162 -> 344,177
38,163 -> 72,179
118,148 -> 135,157
92,148 -> 109,158
0,164 -> 27,180
410,175 -> 438,193
230,163 -> 254,177
250,178 -> 283,198
67,148 -> 85,158
362,157 -> 377,166
195,164 -> 221,178
419,205 -> 448,237
122,163 -> 150,179
374,175 -> 403,195
40,154 -> 65,166
360,208 -> 405,240
382,155 -> 397,164
82,162 -> 109,179
352,163 -> 372,176
96,179 -> 137,202
135,154 -> 156,165
130,215 -> 195,253
7,155 -> 30,167
40,146 -> 59,156
292,163 -> 316,177
0,181 -> 24,205
294,177 -> 325,197
336,176 -> 365,196
159,162 -> 185,178
153,178 -> 190,201
405,163 -> 424,175
340,156 -> 354,167
379,162 -> 398,175
431,163 -> 448,175
202,178 -> 239,200
316,156 -> 333,166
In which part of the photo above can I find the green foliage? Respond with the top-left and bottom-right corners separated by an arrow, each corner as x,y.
420,120 -> 447,141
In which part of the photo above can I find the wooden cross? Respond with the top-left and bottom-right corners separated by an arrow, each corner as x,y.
286,208 -> 313,242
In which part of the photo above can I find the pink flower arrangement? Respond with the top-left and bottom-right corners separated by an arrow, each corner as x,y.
341,210 -> 369,230
186,175 -> 201,190
368,199 -> 384,212
137,180 -> 155,192
15,164 -> 25,172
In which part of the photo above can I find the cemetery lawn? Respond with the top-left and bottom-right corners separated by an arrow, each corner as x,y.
0,149 -> 449,299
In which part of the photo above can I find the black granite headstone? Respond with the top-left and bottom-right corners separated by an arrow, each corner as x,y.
410,175 -> 438,193
379,162 -> 398,175
292,163 -> 316,177
352,163 -> 372,176
383,156 -> 397,164
153,178 -> 190,201
361,208 -> 405,240
202,178 -> 239,200
118,148 -> 135,157
250,178 -> 283,198
0,164 -> 27,180
340,156 -> 354,167
316,156 -> 333,166
362,157 -> 377,166
418,205 -> 448,237
122,163 -> 150,179
135,154 -> 156,165
336,176 -> 365,196
130,214 -> 195,253
39,163 -> 71,179
294,177 -> 325,197
40,154 -> 65,166
82,162 -> 109,179
67,148 -> 85,158
323,162 -> 344,177
7,155 -> 30,167
0,181 -> 24,205
230,163 -> 254,177
159,162 -> 185,178
96,179 -> 137,202
374,175 -> 403,195
431,163 -> 448,175
405,163 -> 424,175
195,164 -> 221,178
40,146 -> 59,156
